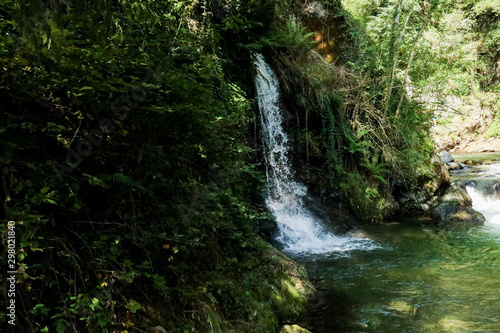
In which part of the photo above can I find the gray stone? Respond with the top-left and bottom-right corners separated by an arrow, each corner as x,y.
493,182 -> 500,198
396,153 -> 450,215
439,150 -> 454,163
430,183 -> 485,225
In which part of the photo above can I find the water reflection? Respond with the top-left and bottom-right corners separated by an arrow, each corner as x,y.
299,223 -> 500,332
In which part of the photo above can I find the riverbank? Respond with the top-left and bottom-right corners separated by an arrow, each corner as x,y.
431,114 -> 500,153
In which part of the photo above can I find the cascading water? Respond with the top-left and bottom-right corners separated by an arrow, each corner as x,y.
467,186 -> 500,224
451,158 -> 500,224
254,54 -> 372,254
464,163 -> 500,224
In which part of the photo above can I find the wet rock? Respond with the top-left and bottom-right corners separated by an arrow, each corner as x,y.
280,324 -> 312,333
258,218 -> 279,241
396,153 -> 450,215
462,180 -> 475,187
303,195 -> 333,223
346,228 -> 370,238
439,150 -> 454,163
264,242 -> 317,311
397,190 -> 430,213
493,182 -> 500,198
429,183 -> 485,225
447,162 -> 463,170
431,153 -> 451,188
464,159 -> 481,166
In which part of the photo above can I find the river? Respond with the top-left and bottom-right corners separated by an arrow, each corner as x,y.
298,154 -> 500,332
254,54 -> 500,332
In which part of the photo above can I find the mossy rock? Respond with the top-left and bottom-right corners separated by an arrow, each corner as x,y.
262,241 -> 317,313
397,153 -> 450,216
430,183 -> 485,225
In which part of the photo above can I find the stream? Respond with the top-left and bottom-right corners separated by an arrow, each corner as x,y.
254,55 -> 500,332
299,157 -> 500,333
296,161 -> 500,333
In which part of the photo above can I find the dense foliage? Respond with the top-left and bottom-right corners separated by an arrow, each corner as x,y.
2,0 -> 495,331
268,0 -> 437,220
0,1 -> 314,332
341,0 -> 500,137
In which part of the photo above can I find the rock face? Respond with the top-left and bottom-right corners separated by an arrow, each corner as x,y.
429,183 -> 485,225
258,218 -> 279,242
397,152 -> 485,226
397,153 -> 450,214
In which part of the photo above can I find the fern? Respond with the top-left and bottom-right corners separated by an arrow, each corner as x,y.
360,154 -> 390,184
98,173 -> 148,192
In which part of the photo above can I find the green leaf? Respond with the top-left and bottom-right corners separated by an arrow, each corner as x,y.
33,303 -> 50,316
126,299 -> 142,313
97,317 -> 108,328
55,319 -> 70,333
88,297 -> 101,311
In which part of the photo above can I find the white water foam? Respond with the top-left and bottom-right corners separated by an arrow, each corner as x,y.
254,53 -> 374,254
466,186 -> 500,224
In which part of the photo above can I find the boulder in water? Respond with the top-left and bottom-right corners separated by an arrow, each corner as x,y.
464,159 -> 481,166
463,180 -> 475,187
430,183 -> 485,225
447,162 -> 463,170
439,150 -> 454,163
396,153 -> 450,215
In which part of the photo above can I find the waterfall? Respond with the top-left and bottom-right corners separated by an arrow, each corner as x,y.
254,54 -> 371,254
464,162 -> 500,225
467,186 -> 500,224
453,161 -> 500,224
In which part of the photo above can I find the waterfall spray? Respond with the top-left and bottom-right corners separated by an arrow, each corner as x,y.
254,54 -> 372,253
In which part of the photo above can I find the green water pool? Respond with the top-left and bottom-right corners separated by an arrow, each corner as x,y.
298,222 -> 500,332
296,158 -> 500,332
